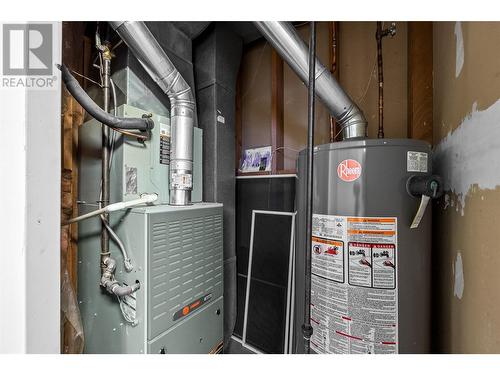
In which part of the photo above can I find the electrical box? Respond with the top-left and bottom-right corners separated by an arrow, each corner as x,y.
78,203 -> 224,353
78,104 -> 203,205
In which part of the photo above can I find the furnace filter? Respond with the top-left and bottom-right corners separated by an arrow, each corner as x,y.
294,139 -> 432,354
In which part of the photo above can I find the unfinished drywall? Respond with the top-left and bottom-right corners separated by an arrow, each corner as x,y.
339,21 -> 408,139
239,22 -> 331,171
239,22 -> 409,171
240,41 -> 272,153
433,21 -> 500,353
283,22 -> 331,170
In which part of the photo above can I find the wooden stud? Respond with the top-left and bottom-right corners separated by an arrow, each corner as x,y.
408,22 -> 433,145
61,21 -> 88,354
271,49 -> 284,174
235,67 -> 243,173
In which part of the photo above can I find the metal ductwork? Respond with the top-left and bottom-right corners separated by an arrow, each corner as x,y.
110,21 -> 195,205
253,21 -> 367,140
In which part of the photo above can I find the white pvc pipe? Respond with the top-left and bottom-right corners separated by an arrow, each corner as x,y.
63,193 -> 158,225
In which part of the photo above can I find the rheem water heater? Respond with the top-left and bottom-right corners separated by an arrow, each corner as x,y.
294,139 -> 441,354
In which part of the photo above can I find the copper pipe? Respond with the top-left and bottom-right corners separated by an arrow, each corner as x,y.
329,21 -> 339,142
111,128 -> 148,141
375,22 -> 396,139
376,22 -> 384,139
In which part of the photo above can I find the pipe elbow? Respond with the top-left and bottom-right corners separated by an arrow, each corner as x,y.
337,106 -> 368,140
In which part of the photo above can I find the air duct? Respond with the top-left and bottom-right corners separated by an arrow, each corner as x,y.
110,21 -> 195,205
253,21 -> 367,140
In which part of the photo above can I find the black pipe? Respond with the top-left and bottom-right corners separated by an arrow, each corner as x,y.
302,21 -> 316,355
101,57 -> 111,274
58,64 -> 154,132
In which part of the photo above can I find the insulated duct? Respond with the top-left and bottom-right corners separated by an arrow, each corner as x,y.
110,21 -> 196,205
253,21 -> 368,140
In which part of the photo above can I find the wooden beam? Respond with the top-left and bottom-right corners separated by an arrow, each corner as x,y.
408,22 -> 433,145
61,21 -> 88,354
235,67 -> 243,172
271,49 -> 284,173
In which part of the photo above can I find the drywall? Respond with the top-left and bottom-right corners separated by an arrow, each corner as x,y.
434,100 -> 500,215
433,21 -> 500,353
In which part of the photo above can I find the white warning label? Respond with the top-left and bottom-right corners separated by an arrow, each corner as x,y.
407,151 -> 428,173
171,172 -> 193,189
310,214 -> 398,354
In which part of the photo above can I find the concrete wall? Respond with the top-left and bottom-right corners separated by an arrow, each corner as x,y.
433,22 -> 500,353
239,21 -> 408,171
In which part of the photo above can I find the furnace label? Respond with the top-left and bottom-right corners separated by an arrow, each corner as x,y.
310,214 -> 398,354
159,122 -> 171,165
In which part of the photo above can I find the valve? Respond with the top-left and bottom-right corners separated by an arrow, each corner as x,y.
407,174 -> 443,229
407,174 -> 443,199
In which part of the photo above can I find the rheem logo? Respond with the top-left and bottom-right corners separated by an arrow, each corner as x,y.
337,159 -> 362,182
3,24 -> 52,76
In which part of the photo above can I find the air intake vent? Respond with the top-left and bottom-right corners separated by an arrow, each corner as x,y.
148,208 -> 223,340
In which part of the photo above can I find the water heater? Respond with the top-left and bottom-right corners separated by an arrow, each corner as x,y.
294,139 -> 440,354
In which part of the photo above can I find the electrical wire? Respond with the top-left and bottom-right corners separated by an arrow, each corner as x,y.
100,215 -> 133,272
70,69 -> 102,88
241,41 -> 269,100
108,77 -> 118,171
355,22 -> 385,106
117,295 -> 138,326
271,146 -> 302,160
93,39 -> 134,273
355,50 -> 378,105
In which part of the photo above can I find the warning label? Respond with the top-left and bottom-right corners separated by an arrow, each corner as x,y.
312,237 -> 344,283
310,214 -> 398,354
407,151 -> 428,173
159,122 -> 171,165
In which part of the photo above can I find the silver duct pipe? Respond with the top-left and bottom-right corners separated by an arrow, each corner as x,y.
254,21 -> 367,140
110,21 -> 195,205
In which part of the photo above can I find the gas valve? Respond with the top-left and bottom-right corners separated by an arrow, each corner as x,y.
407,174 -> 443,199
406,174 -> 443,229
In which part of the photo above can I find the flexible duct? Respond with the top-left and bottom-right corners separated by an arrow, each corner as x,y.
109,21 -> 196,205
253,22 -> 368,140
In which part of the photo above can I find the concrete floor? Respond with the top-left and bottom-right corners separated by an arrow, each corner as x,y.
224,337 -> 255,354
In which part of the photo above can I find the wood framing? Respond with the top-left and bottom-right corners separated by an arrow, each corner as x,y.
61,22 -> 91,354
235,67 -> 243,172
408,22 -> 433,144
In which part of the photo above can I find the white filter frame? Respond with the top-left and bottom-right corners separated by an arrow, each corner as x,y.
242,209 -> 296,354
